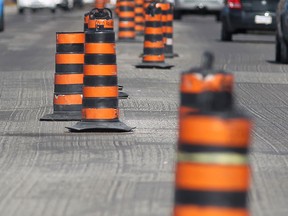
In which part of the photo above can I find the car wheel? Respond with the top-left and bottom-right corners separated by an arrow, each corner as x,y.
221,21 -> 232,42
275,34 -> 281,63
18,8 -> 24,14
174,10 -> 182,20
280,39 -> 288,64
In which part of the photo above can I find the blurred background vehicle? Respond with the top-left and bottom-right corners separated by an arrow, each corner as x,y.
0,0 -> 3,32
172,0 -> 225,21
275,0 -> 288,63
17,0 -> 59,13
16,0 -> 83,14
221,0 -> 278,41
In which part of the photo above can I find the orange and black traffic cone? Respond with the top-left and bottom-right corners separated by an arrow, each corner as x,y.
40,32 -> 84,121
135,0 -> 145,35
164,3 -> 178,58
85,8 -> 129,99
117,0 -> 137,42
180,52 -> 233,117
175,106 -> 252,216
67,10 -> 133,132
135,2 -> 173,69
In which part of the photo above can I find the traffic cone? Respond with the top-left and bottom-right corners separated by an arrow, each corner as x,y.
164,3 -> 178,58
135,0 -> 145,35
95,0 -> 107,9
40,32 -> 84,121
117,0 -> 137,42
175,107 -> 252,216
67,10 -> 133,132
180,52 -> 233,117
135,2 -> 173,69
85,8 -> 129,99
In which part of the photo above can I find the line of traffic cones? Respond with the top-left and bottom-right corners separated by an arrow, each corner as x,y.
174,52 -> 252,216
41,7 -> 133,132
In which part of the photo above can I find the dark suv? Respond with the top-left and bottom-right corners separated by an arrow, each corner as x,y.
221,0 -> 278,41
275,0 -> 288,63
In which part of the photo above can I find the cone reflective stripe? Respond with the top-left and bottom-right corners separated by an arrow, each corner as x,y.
135,2 -> 173,69
174,110 -> 252,216
67,17 -> 132,132
165,3 -> 178,58
40,32 -> 84,121
117,0 -> 136,42
135,0 -> 145,35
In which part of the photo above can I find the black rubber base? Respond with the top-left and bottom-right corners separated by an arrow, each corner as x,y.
40,112 -> 82,121
165,53 -> 179,58
66,120 -> 134,132
119,91 -> 129,99
135,62 -> 174,69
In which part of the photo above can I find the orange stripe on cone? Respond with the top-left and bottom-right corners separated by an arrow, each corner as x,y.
54,94 -> 82,105
143,55 -> 164,62
57,33 -> 84,44
55,74 -> 83,85
118,31 -> 136,38
145,27 -> 163,34
56,54 -> 84,64
176,163 -> 250,191
85,43 -> 115,54
84,65 -> 117,76
179,116 -> 251,147
174,206 -> 249,216
83,86 -> 118,98
82,108 -> 119,120
144,41 -> 163,48
119,12 -> 135,17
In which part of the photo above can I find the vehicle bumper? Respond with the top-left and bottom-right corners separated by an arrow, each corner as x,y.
175,0 -> 223,13
17,0 -> 57,9
224,9 -> 276,32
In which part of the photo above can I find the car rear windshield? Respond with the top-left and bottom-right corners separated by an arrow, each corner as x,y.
241,0 -> 278,12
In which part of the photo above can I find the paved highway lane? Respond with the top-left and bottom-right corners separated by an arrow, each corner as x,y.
0,7 -> 288,216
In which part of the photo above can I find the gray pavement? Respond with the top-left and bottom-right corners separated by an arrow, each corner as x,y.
0,7 -> 288,216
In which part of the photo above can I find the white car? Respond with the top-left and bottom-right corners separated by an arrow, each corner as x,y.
172,0 -> 224,21
17,0 -> 58,13
17,0 -> 75,14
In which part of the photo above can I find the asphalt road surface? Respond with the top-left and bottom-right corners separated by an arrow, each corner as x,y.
1,5 -> 288,216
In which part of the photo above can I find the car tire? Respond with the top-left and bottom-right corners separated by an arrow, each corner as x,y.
280,39 -> 288,64
174,10 -> 182,20
275,34 -> 281,63
221,21 -> 232,42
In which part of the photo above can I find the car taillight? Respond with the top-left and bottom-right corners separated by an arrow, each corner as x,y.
227,0 -> 242,9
